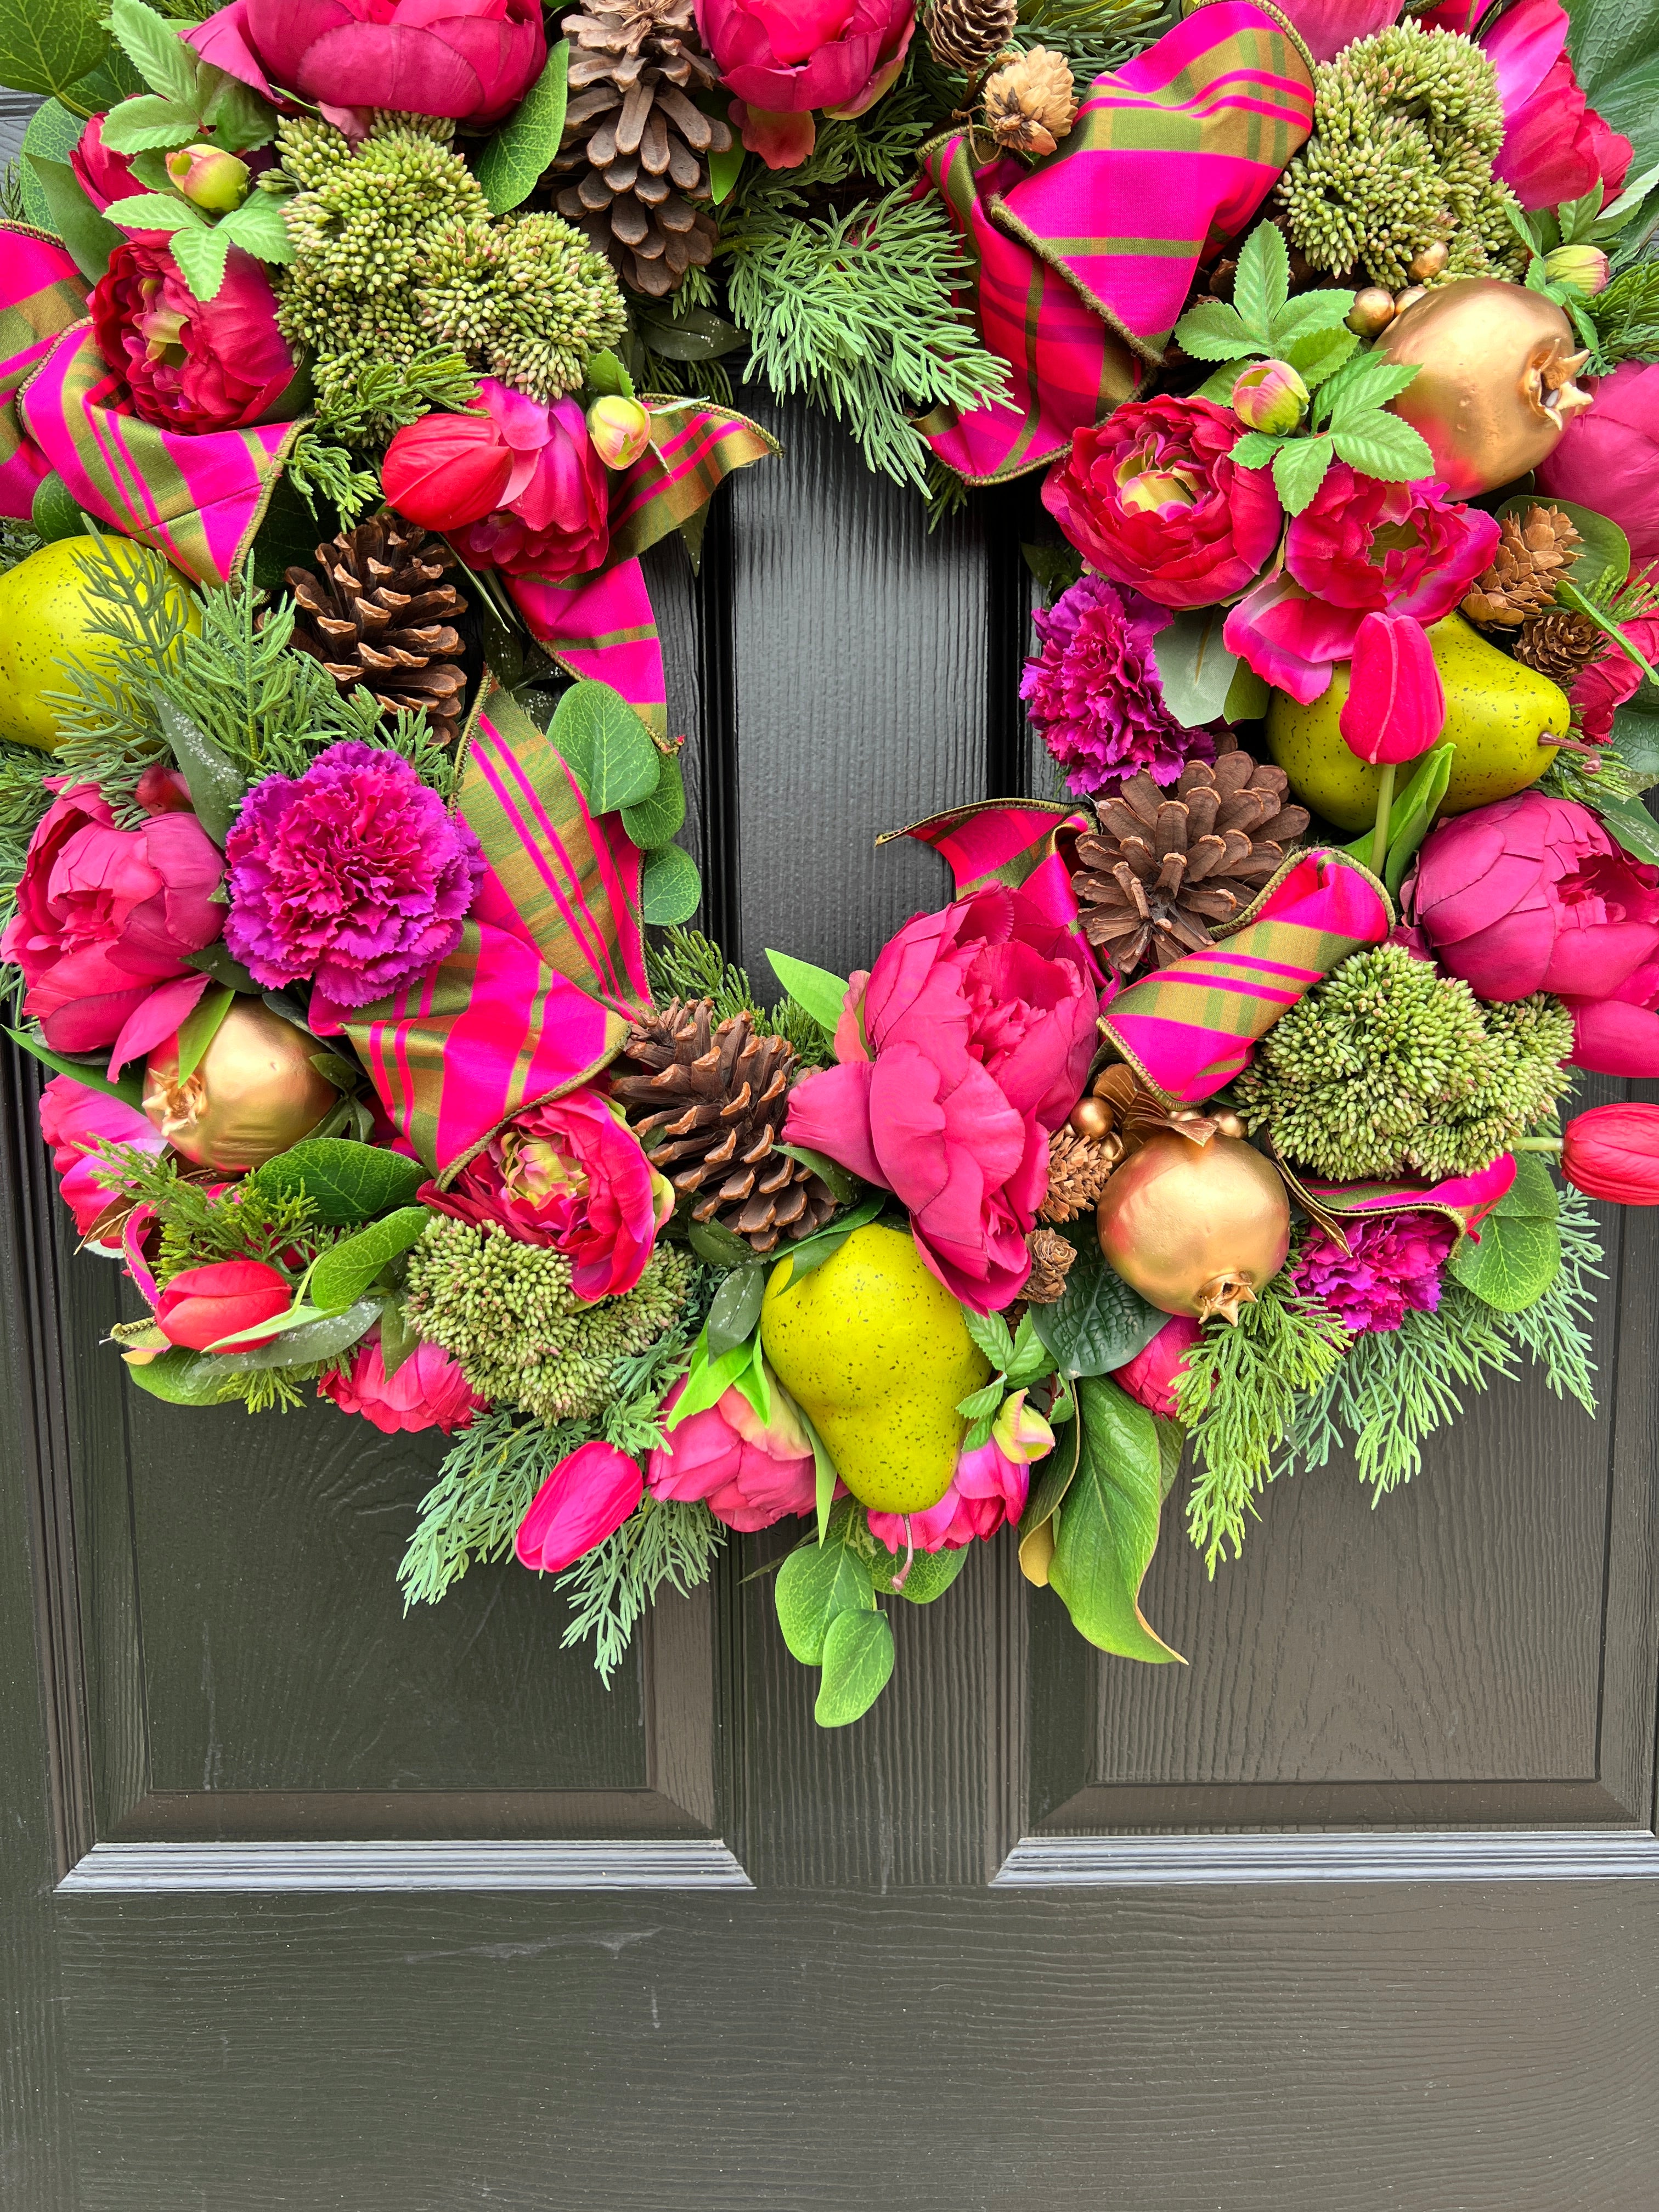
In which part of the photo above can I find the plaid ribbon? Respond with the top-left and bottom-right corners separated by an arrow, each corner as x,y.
604,396 -> 777,567
0,227 -> 89,518
917,0 -> 1314,483
332,682 -> 650,1179
1103,849 -> 1392,1104
884,798 -> 1105,978
506,558 -> 669,741
1283,1155 -> 1518,1249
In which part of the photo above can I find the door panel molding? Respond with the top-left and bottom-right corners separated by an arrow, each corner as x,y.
57,1838 -> 752,1892
993,1827 -> 1659,1884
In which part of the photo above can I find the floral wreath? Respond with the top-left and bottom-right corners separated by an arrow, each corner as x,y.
2,0 -> 1658,1727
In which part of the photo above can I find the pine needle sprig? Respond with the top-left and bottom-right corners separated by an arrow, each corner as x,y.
399,1410 -> 585,1608
285,348 -> 485,524
645,926 -> 836,1066
46,531 -> 198,822
554,1495 -> 725,1683
1010,0 -> 1170,84
1586,259 -> 1659,370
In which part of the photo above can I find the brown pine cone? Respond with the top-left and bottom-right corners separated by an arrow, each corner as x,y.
1462,504 -> 1582,628
1024,1227 -> 1076,1305
285,515 -> 470,744
926,0 -> 1017,74
1511,606 -> 1606,686
549,0 -> 729,298
1071,753 -> 1309,980
1040,1127 -> 1118,1224
608,1000 -> 838,1252
983,46 -> 1076,156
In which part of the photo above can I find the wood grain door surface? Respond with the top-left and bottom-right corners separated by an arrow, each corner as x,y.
4,406 -> 1659,2212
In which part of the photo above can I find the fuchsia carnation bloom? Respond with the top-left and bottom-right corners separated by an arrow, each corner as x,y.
1291,1211 -> 1459,1335
867,1432 -> 1030,1554
646,1372 -> 818,1532
1,783 -> 225,1052
319,1327 -> 487,1434
38,1074 -> 166,1245
1537,365 -> 1659,568
783,885 -> 1099,1311
224,741 -> 484,1011
1020,572 -> 1201,794
447,383 -> 610,579
89,239 -> 296,436
697,0 -> 915,169
516,1441 -> 644,1573
422,1089 -> 672,1301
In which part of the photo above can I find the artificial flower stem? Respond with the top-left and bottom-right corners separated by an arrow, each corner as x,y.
1557,579 -> 1659,684
1510,1137 -> 1565,1151
1369,763 -> 1397,880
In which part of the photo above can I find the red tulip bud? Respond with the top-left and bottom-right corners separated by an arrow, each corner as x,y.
1338,611 -> 1447,766
1561,1102 -> 1659,1204
516,1441 -> 643,1572
382,409 -> 515,531
155,1260 -> 292,1351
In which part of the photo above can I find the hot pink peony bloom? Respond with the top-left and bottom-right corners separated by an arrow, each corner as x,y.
1477,0 -> 1632,210
697,0 -> 915,168
1537,364 -> 1659,568
783,885 -> 1099,1311
516,1441 -> 643,1573
1111,1312 -> 1203,1417
867,1432 -> 1030,1553
155,1259 -> 291,1350
422,1089 -> 673,1301
71,113 -> 145,212
318,1327 -> 487,1434
1225,468 -> 1499,703
38,1074 -> 166,1245
1,784 -> 225,1052
89,239 -> 296,435
1338,611 -> 1447,766
1290,1210 -> 1458,1333
646,1371 -> 817,1532
224,741 -> 484,1011
447,383 -> 610,579
187,0 -> 545,129
1020,572 -> 1200,794
1043,397 -> 1283,611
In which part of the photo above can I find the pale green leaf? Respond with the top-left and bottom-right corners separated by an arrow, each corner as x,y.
219,187 -> 294,263
814,1606 -> 894,1725
1151,605 -> 1237,729
1328,415 -> 1435,482
1321,352 -> 1421,426
99,190 -> 198,230
310,1207 -> 431,1312
476,40 -> 569,213
640,842 -> 701,924
1047,1376 -> 1183,1664
619,749 -> 686,849
169,219 -> 232,301
108,0 -> 196,100
1282,322 -> 1359,388
1233,221 -> 1290,345
97,94 -> 200,151
1448,1153 -> 1561,1313
549,677 -> 659,808
1272,433 -> 1334,515
1269,287 -> 1356,342
1172,299 -> 1261,362
775,1539 -> 873,1664
763,948 -> 849,1035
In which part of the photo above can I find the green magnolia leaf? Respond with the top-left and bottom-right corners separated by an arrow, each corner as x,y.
7,1025 -> 145,1108
1448,1152 -> 1561,1313
1272,433 -> 1334,516
706,1262 -> 766,1357
550,678 -> 659,809
640,841 -> 701,925
865,1534 -> 967,1602
1270,288 -> 1357,343
619,748 -> 686,850
764,949 -> 849,1035
1611,706 -> 1659,787
1171,298 -> 1259,361
154,694 -> 244,844
173,982 -> 235,1084
814,1606 -> 894,1726
1155,1413 -> 1185,1502
376,1298 -> 420,1381
774,1141 -> 860,1205
205,1296 -> 380,1373
1021,540 -> 1083,602
24,155 -> 123,280
960,1304 -> 1015,1373
169,219 -> 232,301
252,1138 -> 425,1223
1150,605 -> 1237,729
122,1346 -> 242,1406
1496,494 -> 1630,597
1222,657 -> 1269,723
775,1538 -> 874,1664
476,39 -> 569,212
218,187 -> 294,262
1329,414 -> 1435,482
686,1215 -> 757,1268
1592,791 -> 1659,865
707,139 -> 743,204
98,96 -> 202,153
184,940 -> 259,992
0,0 -> 108,97
1233,220 -> 1290,344
1282,321 -> 1359,388
108,0 -> 197,97
1028,1239 -> 1164,1378
310,1207 -> 430,1312
1047,1376 -> 1183,1664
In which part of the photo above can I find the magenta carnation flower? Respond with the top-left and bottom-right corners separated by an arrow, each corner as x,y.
1291,1211 -> 1459,1334
1019,573 -> 1203,795
224,742 -> 484,1010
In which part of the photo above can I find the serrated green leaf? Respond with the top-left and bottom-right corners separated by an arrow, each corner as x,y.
814,1605 -> 894,1726
198,66 -> 273,151
764,948 -> 849,1035
108,0 -> 196,98
154,694 -> 244,845
476,40 -> 569,213
585,348 -> 634,400
172,982 -> 234,1084
776,1539 -> 873,1665
1047,1376 -> 1182,1664
24,155 -> 123,280
1272,432 -> 1334,515
218,187 -> 293,262
1447,1153 -> 1561,1313
1322,352 -> 1422,425
309,1207 -> 430,1312
1171,299 -> 1260,361
1567,0 -> 1659,189
1282,322 -> 1359,388
619,749 -> 686,850
706,1263 -> 765,1357
1233,221 -> 1290,344
550,678 -> 659,809
1004,1309 -> 1052,1388
1226,429 -> 1285,471
1328,415 -> 1435,482
1190,357 -> 1255,403
640,842 -> 701,924
1028,1238 -> 1164,1378
960,1304 -> 1015,1372
1270,288 -> 1357,343
0,0 -> 107,97
97,95 -> 201,153
170,219 -> 231,300
99,190 -> 197,230
7,1025 -> 145,1108
955,1380 -> 1006,1420
1150,605 -> 1237,728
252,1138 -> 425,1223
1611,707 -> 1659,788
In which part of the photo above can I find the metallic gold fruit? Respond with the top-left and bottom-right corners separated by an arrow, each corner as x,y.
144,1000 -> 337,1172
1096,1130 -> 1290,1324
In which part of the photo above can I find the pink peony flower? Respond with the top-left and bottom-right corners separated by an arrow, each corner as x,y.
1536,364 -> 1659,568
646,1372 -> 817,1532
318,1327 -> 487,1434
1224,468 -> 1499,703
867,1431 -> 1029,1553
1568,611 -> 1659,747
1020,572 -> 1202,795
1290,1210 -> 1458,1333
1111,1312 -> 1203,1417
89,238 -> 296,435
188,0 -> 546,130
1,783 -> 225,1052
783,885 -> 1100,1311
70,113 -> 145,213
447,383 -> 610,579
422,1089 -> 673,1301
224,741 -> 484,1012
516,1441 -> 643,1573
1479,0 -> 1632,210
1043,397 -> 1283,611
155,1259 -> 291,1350
38,1073 -> 166,1245
697,0 -> 916,170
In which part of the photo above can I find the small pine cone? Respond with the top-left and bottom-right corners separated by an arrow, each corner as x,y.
1040,1127 -> 1116,1224
1071,753 -> 1309,980
1511,606 -> 1607,686
285,514 -> 470,743
983,46 -> 1076,156
1462,504 -> 1582,628
926,0 -> 1017,73
607,999 -> 838,1253
1024,1226 -> 1076,1305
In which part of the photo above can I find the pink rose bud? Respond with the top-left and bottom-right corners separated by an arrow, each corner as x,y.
991,1389 -> 1055,1465
1231,358 -> 1309,434
1543,244 -> 1611,296
165,143 -> 250,211
586,394 -> 652,471
1338,610 -> 1446,766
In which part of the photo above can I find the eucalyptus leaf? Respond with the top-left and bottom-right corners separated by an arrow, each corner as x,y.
763,949 -> 849,1035
475,40 -> 568,214
252,1138 -> 424,1223
1047,1376 -> 1183,1664
814,1606 -> 894,1726
864,1535 -> 967,1602
122,1346 -> 241,1406
640,842 -> 701,925
619,748 -> 686,850
706,1263 -> 765,1357
1028,1239 -> 1164,1378
309,1207 -> 431,1313
1150,606 -> 1237,729
204,1296 -> 381,1373
775,1539 -> 873,1665
549,678 -> 659,809
1447,1152 -> 1561,1314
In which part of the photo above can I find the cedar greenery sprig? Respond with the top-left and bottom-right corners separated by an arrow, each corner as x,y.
399,1409 -> 589,1609
645,927 -> 836,1069
555,1496 -> 725,1682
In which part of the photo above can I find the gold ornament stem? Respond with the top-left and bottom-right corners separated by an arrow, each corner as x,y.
1369,761 -> 1397,881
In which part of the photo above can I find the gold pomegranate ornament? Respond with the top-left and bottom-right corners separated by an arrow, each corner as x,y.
1096,1128 -> 1290,1325
1377,278 -> 1593,496
144,1000 -> 338,1172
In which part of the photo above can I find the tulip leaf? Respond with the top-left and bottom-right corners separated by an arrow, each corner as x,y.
815,1606 -> 894,1726
154,694 -> 246,846
172,982 -> 235,1085
1272,433 -> 1334,516
620,748 -> 686,850
1150,606 -> 1238,729
252,1138 -> 425,1223
0,0 -> 108,98
864,1531 -> 967,1602
202,1296 -> 381,1373
640,842 -> 702,925
763,949 -> 849,1035
7,1025 -> 146,1108
24,156 -> 124,281
706,1262 -> 765,1358
707,139 -> 743,204
310,1207 -> 431,1314
775,1537 -> 873,1664
665,1329 -> 751,1429
376,1297 -> 420,1381
122,1346 -> 244,1405
774,1142 -> 861,1205
1048,1376 -> 1183,1665
1028,1237 -> 1164,1379
1448,1153 -> 1561,1314
476,40 -> 569,215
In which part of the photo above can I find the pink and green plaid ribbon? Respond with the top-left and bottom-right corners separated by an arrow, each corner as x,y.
0,227 -> 89,518
603,396 -> 777,567
918,0 -> 1314,483
507,558 -> 670,740
887,797 -> 1104,976
1285,1155 -> 1518,1248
